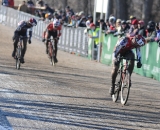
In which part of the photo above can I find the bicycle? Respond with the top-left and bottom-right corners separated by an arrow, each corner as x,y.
112,57 -> 138,105
47,37 -> 57,66
15,36 -> 25,70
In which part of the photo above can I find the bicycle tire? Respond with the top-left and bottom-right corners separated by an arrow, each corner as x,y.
121,69 -> 131,105
16,48 -> 21,70
51,41 -> 55,66
112,70 -> 121,102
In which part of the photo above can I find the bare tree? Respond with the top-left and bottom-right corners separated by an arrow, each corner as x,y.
115,0 -> 128,19
83,0 -> 88,15
62,0 -> 68,10
142,0 -> 153,24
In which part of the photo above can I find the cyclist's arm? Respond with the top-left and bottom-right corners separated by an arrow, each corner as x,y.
113,38 -> 127,57
27,28 -> 32,40
136,47 -> 141,62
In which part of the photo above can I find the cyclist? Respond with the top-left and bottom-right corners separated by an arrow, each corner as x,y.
42,19 -> 61,63
109,34 -> 146,96
12,18 -> 37,63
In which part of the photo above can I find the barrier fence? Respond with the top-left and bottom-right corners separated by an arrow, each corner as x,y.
88,33 -> 160,81
0,5 -> 88,57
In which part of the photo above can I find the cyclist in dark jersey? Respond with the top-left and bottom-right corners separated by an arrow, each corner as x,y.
12,18 -> 37,63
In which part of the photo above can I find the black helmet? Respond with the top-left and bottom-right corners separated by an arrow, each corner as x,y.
147,21 -> 155,31
121,20 -> 126,25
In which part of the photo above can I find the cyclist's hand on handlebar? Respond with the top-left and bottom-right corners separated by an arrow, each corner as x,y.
28,39 -> 31,44
137,62 -> 142,68
42,39 -> 45,42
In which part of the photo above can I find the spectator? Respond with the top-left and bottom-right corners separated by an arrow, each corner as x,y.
2,0 -> 8,6
8,0 -> 14,8
86,15 -> 93,29
99,19 -> 107,31
18,1 -> 28,13
155,22 -> 160,46
145,21 -> 156,42
138,20 -> 146,37
115,19 -> 121,33
120,20 -> 130,34
35,10 -> 45,20
44,4 -> 54,14
127,19 -> 139,37
27,0 -> 34,14
68,15 -> 77,27
76,11 -> 86,27
105,19 -> 110,31
36,0 -> 44,7
106,16 -> 116,34
114,20 -> 130,37
88,23 -> 100,60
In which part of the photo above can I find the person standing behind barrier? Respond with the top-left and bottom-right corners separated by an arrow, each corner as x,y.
18,1 -> 28,13
106,16 -> 116,34
138,20 -> 146,37
88,23 -> 100,60
27,0 -> 34,14
36,0 -> 44,7
8,0 -> 14,8
145,21 -> 156,43
2,0 -> 8,6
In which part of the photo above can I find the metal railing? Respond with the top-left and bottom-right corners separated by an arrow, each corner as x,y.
0,5 -> 88,57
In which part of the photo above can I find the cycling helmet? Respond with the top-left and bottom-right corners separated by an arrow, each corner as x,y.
121,20 -> 126,25
134,35 -> 146,46
29,18 -> 37,26
53,19 -> 60,27
109,16 -> 116,24
131,19 -> 138,25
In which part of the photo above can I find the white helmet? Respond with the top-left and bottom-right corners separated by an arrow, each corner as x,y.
53,19 -> 60,27
109,16 -> 116,24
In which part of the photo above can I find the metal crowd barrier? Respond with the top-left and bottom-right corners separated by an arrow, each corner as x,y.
0,5 -> 88,57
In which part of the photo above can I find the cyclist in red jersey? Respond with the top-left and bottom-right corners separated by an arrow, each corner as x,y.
109,34 -> 146,96
42,19 -> 61,62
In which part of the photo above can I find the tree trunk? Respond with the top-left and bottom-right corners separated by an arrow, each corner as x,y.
142,0 -> 153,25
83,0 -> 88,15
115,0 -> 128,20
63,0 -> 68,10
106,0 -> 113,19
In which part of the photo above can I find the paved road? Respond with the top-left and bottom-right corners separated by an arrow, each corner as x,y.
0,24 -> 160,130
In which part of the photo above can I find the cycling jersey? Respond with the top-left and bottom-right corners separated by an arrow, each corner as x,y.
45,22 -> 62,37
114,37 -> 142,61
16,20 -> 32,37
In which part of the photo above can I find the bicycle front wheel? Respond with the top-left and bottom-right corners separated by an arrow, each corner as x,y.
121,70 -> 131,105
16,48 -> 21,70
112,70 -> 121,102
51,49 -> 55,66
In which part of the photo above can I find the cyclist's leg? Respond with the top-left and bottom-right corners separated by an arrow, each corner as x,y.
124,50 -> 135,86
110,58 -> 120,95
45,31 -> 50,54
21,37 -> 27,63
125,51 -> 135,75
54,39 -> 58,61
12,35 -> 19,57
52,31 -> 58,62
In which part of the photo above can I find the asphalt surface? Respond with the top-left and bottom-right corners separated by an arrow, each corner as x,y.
0,24 -> 160,130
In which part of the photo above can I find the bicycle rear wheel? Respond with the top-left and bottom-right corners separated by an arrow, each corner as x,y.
121,70 -> 131,105
112,70 -> 121,102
